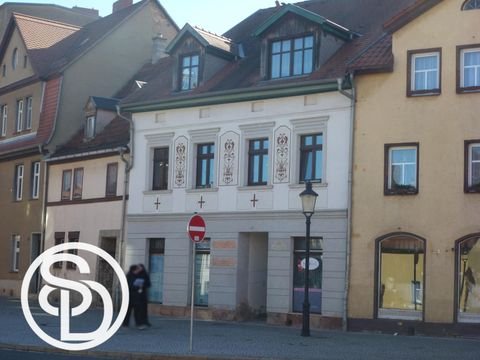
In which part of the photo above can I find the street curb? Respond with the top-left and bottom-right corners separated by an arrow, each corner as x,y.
0,343 -> 264,360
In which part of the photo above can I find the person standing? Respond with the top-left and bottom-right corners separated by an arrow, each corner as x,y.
135,264 -> 151,329
122,264 -> 139,327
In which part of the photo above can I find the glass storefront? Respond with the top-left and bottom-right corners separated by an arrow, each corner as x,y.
194,238 -> 210,306
292,237 -> 322,314
378,236 -> 424,315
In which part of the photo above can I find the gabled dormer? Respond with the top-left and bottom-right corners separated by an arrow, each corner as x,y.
165,24 -> 238,92
83,96 -> 119,140
252,4 -> 356,80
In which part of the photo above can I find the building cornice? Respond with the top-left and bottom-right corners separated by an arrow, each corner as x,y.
122,79 -> 341,113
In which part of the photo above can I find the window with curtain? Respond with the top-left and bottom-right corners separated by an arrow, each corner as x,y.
466,142 -> 480,192
408,50 -> 441,95
458,46 -> 480,92
385,144 -> 418,195
181,54 -> 199,91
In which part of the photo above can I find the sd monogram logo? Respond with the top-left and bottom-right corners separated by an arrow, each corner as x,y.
21,242 -> 129,351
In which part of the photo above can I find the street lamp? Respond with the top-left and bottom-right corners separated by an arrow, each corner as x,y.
299,181 -> 318,337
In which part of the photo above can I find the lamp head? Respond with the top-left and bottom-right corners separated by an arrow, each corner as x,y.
299,181 -> 318,216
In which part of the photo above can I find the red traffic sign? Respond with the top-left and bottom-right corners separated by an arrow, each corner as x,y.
187,214 -> 206,243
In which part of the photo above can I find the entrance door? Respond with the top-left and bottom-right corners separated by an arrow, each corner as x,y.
237,233 -> 268,318
29,233 -> 41,293
97,237 -> 117,296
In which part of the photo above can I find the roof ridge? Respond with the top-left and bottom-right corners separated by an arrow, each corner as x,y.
194,26 -> 233,43
13,12 -> 82,30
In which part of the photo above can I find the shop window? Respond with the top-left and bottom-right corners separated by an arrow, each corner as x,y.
292,237 -> 322,314
377,234 -> 424,319
195,238 -> 210,306
148,238 -> 165,303
458,235 -> 480,321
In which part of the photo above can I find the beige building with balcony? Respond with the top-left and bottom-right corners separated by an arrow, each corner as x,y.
349,0 -> 480,335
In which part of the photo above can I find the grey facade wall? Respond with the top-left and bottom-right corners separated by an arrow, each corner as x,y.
126,210 -> 347,317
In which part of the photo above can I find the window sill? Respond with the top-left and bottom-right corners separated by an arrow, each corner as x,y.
237,185 -> 273,191
378,309 -> 422,321
186,187 -> 219,193
465,187 -> 480,194
457,86 -> 480,94
407,90 -> 441,97
384,189 -> 418,196
143,189 -> 173,195
289,182 -> 327,190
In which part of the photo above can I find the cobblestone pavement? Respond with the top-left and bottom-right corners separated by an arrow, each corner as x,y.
0,297 -> 479,360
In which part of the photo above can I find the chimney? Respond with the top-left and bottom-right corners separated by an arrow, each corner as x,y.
72,6 -> 99,17
112,0 -> 133,13
275,1 -> 281,8
152,34 -> 168,64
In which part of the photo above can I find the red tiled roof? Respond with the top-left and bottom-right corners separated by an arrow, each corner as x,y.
15,13 -> 80,50
122,0 -> 420,108
52,115 -> 130,158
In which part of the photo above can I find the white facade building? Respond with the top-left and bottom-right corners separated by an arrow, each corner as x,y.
125,90 -> 351,326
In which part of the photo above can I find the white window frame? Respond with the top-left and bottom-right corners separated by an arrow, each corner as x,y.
411,52 -> 440,92
12,48 -> 18,70
15,164 -> 24,201
468,143 -> 480,187
25,97 -> 33,130
461,47 -> 480,88
12,235 -> 20,272
32,161 -> 40,199
1,104 -> 7,136
388,146 -> 418,190
16,99 -> 24,132
85,116 -> 96,139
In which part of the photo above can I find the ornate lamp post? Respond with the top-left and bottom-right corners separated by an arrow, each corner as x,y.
299,181 -> 318,337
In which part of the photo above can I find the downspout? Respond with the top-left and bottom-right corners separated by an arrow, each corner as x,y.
39,144 -> 49,292
337,74 -> 356,332
116,105 -> 134,271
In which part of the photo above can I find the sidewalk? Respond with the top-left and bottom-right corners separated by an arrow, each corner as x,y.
1,297 -> 479,360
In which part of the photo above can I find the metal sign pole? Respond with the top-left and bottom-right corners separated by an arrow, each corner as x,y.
189,240 -> 196,353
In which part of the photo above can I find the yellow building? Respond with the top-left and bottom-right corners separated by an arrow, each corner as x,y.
349,0 -> 480,335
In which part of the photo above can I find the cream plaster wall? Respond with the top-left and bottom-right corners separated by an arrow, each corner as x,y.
350,0 -> 480,323
0,27 -> 35,87
45,155 -> 127,284
47,155 -> 126,202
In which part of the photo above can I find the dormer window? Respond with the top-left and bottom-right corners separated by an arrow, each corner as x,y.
270,35 -> 314,79
462,0 -> 480,10
181,54 -> 199,91
12,48 -> 18,70
85,115 -> 96,139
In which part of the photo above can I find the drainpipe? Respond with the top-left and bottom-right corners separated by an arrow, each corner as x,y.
114,105 -> 134,311
116,105 -> 134,271
337,74 -> 356,332
39,144 -> 49,292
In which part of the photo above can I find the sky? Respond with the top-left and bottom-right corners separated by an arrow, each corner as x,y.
5,0 -> 277,34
